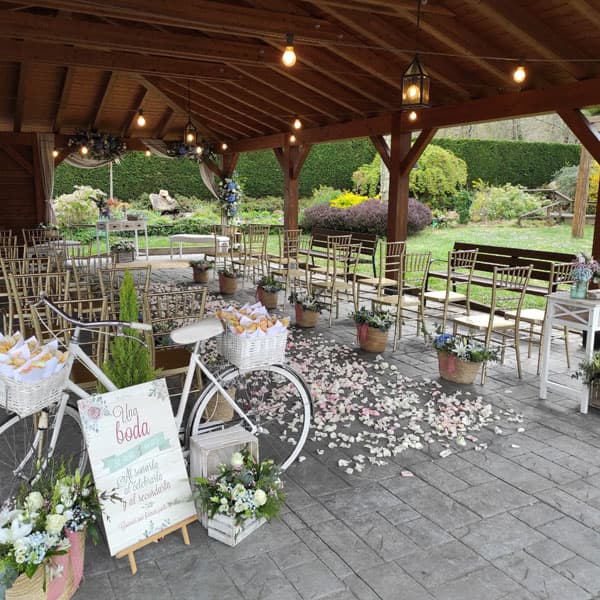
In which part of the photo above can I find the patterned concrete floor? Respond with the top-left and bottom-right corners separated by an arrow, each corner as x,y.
74,259 -> 600,600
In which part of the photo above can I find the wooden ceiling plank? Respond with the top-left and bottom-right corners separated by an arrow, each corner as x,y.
153,107 -> 175,139
557,109 -> 600,164
123,86 -> 149,136
464,0 -> 589,80
569,0 -> 600,30
14,62 -> 28,133
0,144 -> 33,174
53,65 -> 75,133
92,71 -> 118,129
319,0 -> 454,16
0,39 -> 240,80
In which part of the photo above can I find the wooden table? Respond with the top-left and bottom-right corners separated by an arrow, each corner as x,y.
96,219 -> 148,260
539,291 -> 600,412
168,234 -> 229,259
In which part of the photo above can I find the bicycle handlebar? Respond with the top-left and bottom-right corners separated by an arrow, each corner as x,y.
35,294 -> 153,332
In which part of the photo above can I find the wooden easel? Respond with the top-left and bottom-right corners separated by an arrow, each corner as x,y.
115,515 -> 198,575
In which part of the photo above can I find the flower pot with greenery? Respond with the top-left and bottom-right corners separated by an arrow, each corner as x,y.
351,307 -> 394,353
432,332 -> 498,384
256,275 -> 284,309
572,353 -> 600,410
195,449 -> 285,547
218,268 -> 240,295
189,259 -> 213,284
110,239 -> 135,263
289,291 -> 323,328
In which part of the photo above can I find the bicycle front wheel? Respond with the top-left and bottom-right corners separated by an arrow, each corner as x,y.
0,403 -> 86,496
187,364 -> 312,471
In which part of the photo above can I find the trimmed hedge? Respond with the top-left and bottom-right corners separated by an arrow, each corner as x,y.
431,138 -> 579,188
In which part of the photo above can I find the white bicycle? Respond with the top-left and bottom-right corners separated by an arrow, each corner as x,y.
0,296 -> 312,494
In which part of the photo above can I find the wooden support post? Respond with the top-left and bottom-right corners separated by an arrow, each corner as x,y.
592,176 -> 600,263
274,143 -> 311,231
221,152 -> 239,179
573,146 -> 591,239
387,113 -> 412,243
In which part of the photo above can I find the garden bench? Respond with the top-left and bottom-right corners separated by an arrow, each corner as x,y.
426,241 -> 576,300
306,227 -> 379,276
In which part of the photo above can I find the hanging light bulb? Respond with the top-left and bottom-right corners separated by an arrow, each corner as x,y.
183,80 -> 197,146
136,108 -> 146,127
408,110 -> 418,121
80,145 -> 89,156
282,33 -> 297,67
513,60 -> 527,83
400,1 -> 431,108
145,149 -> 151,157
52,148 -> 59,158
195,145 -> 203,155
221,142 -> 228,151
289,133 -> 297,143
293,117 -> 302,130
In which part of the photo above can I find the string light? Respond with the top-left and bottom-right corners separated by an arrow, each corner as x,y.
80,145 -> 88,156
513,60 -> 527,83
195,145 -> 203,154
293,117 -> 302,130
145,149 -> 151,157
52,148 -> 59,158
408,110 -> 418,121
289,133 -> 297,143
136,108 -> 146,127
221,142 -> 228,151
282,33 -> 297,67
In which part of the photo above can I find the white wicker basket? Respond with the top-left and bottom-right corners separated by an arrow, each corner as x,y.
216,330 -> 287,370
0,355 -> 74,418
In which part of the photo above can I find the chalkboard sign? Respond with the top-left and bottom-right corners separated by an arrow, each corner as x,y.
78,379 -> 196,556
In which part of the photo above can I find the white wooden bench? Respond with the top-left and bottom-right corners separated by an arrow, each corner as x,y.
168,234 -> 230,259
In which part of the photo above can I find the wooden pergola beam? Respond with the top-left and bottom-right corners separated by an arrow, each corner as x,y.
153,107 -> 174,139
14,63 -> 28,133
557,109 -> 600,164
92,71 -> 118,129
370,135 -> 390,169
53,66 -> 74,133
123,87 -> 149,137
399,128 -> 438,177
0,144 -> 33,174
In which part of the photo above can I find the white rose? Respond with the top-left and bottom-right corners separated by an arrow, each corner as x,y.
230,452 -> 244,468
254,489 -> 267,506
55,504 -> 64,514
25,492 -> 44,512
45,514 -> 68,535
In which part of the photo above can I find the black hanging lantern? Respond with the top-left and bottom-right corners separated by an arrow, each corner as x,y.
401,54 -> 430,108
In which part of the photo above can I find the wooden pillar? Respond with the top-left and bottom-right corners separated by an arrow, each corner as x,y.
592,176 -> 600,262
274,142 -> 311,231
221,152 -> 239,179
387,113 -> 411,243
572,146 -> 591,238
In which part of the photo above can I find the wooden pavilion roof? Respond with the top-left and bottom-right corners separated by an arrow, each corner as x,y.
0,0 -> 599,151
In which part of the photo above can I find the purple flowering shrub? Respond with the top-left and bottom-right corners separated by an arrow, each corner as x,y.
301,198 -> 431,236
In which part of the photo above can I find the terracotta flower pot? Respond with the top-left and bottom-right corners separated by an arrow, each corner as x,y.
256,287 -> 278,309
437,351 -> 481,384
192,266 -> 210,284
356,323 -> 389,353
219,274 -> 238,295
295,304 -> 319,328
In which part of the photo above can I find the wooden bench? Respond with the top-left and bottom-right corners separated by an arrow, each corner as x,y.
306,227 -> 379,275
427,242 -> 576,299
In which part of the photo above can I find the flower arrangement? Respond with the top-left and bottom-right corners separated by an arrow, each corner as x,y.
68,130 -> 126,162
351,307 -> 394,331
165,141 -> 215,163
572,353 -> 600,385
288,291 -> 324,313
195,449 -> 285,526
218,267 -> 240,278
572,252 -> 599,282
189,259 -> 214,271
432,332 -> 498,363
219,176 -> 242,219
256,275 -> 284,294
110,239 -> 135,253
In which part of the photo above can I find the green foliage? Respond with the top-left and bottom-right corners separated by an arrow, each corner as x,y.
432,138 -> 580,188
573,353 -> 600,384
549,165 -> 579,199
452,189 -> 474,224
330,191 -> 369,209
409,145 -> 468,210
244,196 -> 283,212
351,307 -> 394,331
54,185 -> 104,226
310,185 -> 341,206
257,274 -> 284,293
469,182 -> 544,222
352,153 -> 381,197
102,271 -> 155,388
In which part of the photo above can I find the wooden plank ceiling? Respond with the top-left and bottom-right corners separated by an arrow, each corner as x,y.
0,0 -> 598,149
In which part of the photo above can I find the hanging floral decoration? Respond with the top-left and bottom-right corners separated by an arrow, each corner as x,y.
165,141 -> 216,163
219,176 -> 242,218
67,130 -> 126,161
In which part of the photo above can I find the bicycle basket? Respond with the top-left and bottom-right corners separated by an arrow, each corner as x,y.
0,353 -> 74,418
216,329 -> 287,370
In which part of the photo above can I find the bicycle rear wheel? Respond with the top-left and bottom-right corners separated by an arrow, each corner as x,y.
186,364 -> 312,471
0,403 -> 86,496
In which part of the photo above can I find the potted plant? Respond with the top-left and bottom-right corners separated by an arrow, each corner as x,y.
572,353 -> 600,410
110,239 -> 135,263
289,291 -> 323,328
218,268 -> 240,295
256,275 -> 284,309
189,259 -> 213,284
571,252 -> 599,299
351,307 -> 394,353
432,332 -> 498,384
194,449 -> 285,547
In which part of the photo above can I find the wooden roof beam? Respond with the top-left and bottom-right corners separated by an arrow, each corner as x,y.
320,0 -> 454,16
463,0 -> 590,81
569,0 -> 600,30
92,71 -> 118,129
14,62 -> 27,133
558,109 -> 600,165
153,107 -> 175,139
53,65 -> 74,133
123,86 -> 149,137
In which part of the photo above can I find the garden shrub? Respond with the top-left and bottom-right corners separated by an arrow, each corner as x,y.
245,196 -> 283,212
452,189 -> 474,224
330,191 -> 369,209
173,195 -> 205,213
54,185 -> 105,227
409,145 -> 467,210
301,197 -> 431,236
549,165 -> 579,199
469,182 -> 544,222
352,154 -> 381,197
310,185 -> 341,206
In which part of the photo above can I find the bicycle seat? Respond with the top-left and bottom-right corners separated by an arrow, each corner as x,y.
170,318 -> 224,345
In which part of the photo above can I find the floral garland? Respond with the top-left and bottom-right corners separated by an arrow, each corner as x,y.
219,176 -> 242,218
165,141 -> 216,163
68,130 -> 126,161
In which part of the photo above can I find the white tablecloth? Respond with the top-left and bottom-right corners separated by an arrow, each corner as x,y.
169,234 -> 230,259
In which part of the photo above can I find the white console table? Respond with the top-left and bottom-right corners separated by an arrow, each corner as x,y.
539,292 -> 600,413
96,220 -> 149,260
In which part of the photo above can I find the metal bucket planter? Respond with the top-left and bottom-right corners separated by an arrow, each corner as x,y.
437,351 -> 481,384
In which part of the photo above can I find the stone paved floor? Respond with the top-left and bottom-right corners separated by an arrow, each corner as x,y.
75,260 -> 600,600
